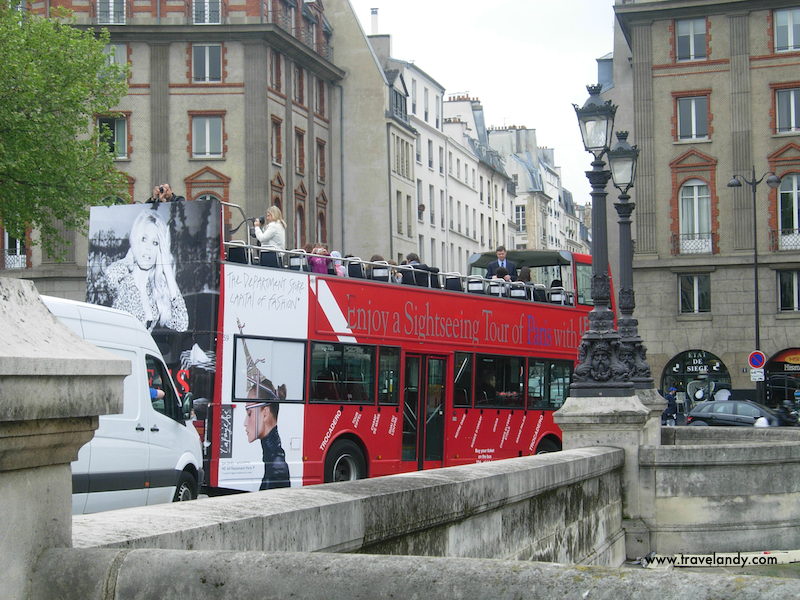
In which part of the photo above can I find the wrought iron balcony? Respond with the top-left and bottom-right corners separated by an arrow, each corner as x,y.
771,228 -> 800,252
3,251 -> 26,270
671,232 -> 713,255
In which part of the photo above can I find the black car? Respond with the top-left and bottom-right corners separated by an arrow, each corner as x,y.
686,400 -> 780,427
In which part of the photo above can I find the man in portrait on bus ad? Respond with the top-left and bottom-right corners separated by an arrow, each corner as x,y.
245,377 -> 290,490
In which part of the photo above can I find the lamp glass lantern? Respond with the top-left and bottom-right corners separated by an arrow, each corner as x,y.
608,131 -> 639,193
574,84 -> 616,157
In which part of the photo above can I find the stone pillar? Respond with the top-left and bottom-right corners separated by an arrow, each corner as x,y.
0,279 -> 128,600
554,394 -> 654,559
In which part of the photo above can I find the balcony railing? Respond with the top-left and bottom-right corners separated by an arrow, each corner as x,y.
3,250 -> 26,270
771,228 -> 800,251
672,232 -> 713,255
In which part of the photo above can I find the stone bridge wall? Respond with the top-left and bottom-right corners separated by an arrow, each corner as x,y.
72,447 -> 626,566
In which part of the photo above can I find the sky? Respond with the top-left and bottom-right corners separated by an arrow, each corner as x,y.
347,0 -> 617,205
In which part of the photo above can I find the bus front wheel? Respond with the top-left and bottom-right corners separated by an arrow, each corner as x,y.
324,439 -> 366,483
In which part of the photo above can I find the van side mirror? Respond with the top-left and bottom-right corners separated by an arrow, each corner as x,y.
181,392 -> 194,420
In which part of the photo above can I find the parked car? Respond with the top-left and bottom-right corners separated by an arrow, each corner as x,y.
686,400 -> 780,427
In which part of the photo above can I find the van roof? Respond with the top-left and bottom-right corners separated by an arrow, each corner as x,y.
41,295 -> 161,355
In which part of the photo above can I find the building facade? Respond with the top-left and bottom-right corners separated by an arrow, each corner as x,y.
2,0 -> 345,297
616,0 -> 800,405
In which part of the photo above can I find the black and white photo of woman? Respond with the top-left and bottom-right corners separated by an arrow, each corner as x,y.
104,210 -> 188,332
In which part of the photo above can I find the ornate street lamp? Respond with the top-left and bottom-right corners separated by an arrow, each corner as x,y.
570,85 -> 634,397
727,167 -> 781,403
608,132 -> 653,388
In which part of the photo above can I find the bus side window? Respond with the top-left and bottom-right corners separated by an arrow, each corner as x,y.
527,360 -> 546,410
378,347 -> 400,405
453,352 -> 473,407
549,360 -> 573,409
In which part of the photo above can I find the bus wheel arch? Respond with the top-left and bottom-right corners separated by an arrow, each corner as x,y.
324,435 -> 368,483
535,436 -> 562,455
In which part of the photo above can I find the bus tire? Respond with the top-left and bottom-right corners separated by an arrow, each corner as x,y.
324,439 -> 366,483
535,438 -> 561,454
173,471 -> 198,502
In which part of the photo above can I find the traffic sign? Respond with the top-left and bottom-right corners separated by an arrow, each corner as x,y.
748,351 -> 766,369
751,368 -> 765,382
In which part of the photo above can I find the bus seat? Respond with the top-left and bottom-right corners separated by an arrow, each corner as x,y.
259,250 -> 284,268
369,261 -> 391,282
508,282 -> 527,300
288,249 -> 308,271
347,258 -> 365,278
400,266 -> 416,286
487,280 -> 506,297
467,276 -> 485,294
532,283 -> 547,302
444,273 -> 463,292
226,243 -> 249,264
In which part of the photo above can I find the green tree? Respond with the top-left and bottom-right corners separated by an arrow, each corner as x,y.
0,4 -> 129,257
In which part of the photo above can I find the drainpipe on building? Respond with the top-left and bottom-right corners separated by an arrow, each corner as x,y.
386,121 -> 394,260
336,83 -> 345,252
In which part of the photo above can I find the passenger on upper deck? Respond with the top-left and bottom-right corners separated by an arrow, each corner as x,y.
254,206 -> 286,250
486,246 -> 517,281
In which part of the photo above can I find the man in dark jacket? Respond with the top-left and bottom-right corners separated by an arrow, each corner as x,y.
486,246 -> 517,281
245,379 -> 290,490
662,387 -> 678,426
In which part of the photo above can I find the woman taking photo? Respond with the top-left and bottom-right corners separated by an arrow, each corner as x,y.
254,205 -> 287,250
104,210 -> 188,332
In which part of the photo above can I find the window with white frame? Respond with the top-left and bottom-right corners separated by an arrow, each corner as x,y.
3,231 -> 26,270
193,44 -> 221,83
779,174 -> 800,249
98,116 -> 127,159
192,115 -> 223,158
679,273 -> 710,313
97,0 -> 125,24
294,66 -> 305,104
411,79 -> 417,114
676,17 -> 706,61
271,117 -> 282,164
677,95 -> 708,140
515,205 -> 526,232
270,50 -> 282,91
427,139 -> 433,169
316,139 -> 325,182
428,184 -> 435,224
194,0 -> 221,24
777,88 -> 800,133
775,8 -> 800,52
679,179 -> 711,253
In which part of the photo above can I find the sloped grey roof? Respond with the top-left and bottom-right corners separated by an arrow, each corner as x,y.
510,152 -> 544,192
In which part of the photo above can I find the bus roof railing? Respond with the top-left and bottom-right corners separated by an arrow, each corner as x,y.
221,241 -> 578,307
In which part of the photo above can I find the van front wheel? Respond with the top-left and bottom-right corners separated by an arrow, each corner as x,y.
173,471 -> 197,502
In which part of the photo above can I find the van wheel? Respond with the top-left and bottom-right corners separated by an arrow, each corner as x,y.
324,439 -> 366,483
535,438 -> 561,454
173,471 -> 197,502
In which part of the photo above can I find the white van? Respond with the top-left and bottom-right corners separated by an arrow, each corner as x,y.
42,296 -> 203,514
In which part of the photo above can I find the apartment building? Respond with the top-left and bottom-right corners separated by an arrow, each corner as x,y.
2,0 -> 344,297
615,0 -> 800,403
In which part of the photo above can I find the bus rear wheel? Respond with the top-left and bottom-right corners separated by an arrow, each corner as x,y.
324,439 -> 366,483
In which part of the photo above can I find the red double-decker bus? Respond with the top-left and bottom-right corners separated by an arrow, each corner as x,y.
87,200 -> 593,493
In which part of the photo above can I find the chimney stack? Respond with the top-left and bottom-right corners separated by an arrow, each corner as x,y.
370,8 -> 379,34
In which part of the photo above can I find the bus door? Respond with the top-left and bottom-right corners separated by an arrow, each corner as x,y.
402,355 -> 446,470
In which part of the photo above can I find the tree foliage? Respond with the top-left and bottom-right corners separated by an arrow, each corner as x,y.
0,4 -> 129,256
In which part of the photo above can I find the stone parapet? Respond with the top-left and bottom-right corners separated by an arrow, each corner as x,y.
72,448 -> 626,566
0,278 -> 128,600
32,548 -> 800,600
